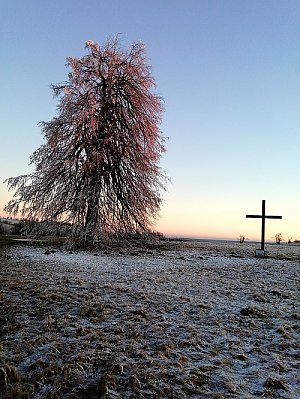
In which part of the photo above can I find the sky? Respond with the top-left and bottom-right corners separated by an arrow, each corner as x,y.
0,0 -> 299,241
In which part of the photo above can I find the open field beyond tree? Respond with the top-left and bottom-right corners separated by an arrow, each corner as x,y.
0,239 -> 299,398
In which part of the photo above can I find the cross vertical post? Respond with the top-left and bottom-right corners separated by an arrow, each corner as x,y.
246,200 -> 282,255
261,200 -> 265,251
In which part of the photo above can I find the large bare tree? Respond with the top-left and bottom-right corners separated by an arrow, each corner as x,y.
5,38 -> 167,243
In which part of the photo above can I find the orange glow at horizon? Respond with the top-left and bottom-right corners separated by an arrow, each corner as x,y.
1,194 -> 299,243
155,197 -> 299,242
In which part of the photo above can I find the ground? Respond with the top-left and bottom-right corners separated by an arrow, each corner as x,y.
0,239 -> 299,398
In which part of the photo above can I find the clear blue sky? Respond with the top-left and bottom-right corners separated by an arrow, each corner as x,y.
1,0 -> 299,241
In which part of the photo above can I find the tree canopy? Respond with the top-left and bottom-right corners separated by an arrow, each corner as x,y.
5,38 -> 167,243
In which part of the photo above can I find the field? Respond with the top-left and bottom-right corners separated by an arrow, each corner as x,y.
0,238 -> 299,398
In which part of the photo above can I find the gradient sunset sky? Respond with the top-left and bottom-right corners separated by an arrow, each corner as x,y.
1,0 -> 299,241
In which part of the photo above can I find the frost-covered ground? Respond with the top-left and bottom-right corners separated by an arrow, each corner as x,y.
0,241 -> 299,398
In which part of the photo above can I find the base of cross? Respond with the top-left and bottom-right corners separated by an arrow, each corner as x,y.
255,249 -> 265,258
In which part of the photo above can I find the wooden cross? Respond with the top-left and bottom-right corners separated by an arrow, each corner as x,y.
246,200 -> 282,251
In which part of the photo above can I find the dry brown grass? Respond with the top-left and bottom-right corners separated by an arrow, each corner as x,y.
0,241 -> 299,398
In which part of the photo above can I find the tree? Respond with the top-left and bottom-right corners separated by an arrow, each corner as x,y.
239,235 -> 245,243
274,233 -> 283,244
5,38 -> 167,244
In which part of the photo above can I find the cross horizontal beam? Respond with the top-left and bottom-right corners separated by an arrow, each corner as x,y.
246,215 -> 282,219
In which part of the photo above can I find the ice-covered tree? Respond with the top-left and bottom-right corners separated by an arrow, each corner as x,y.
5,38 -> 167,243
